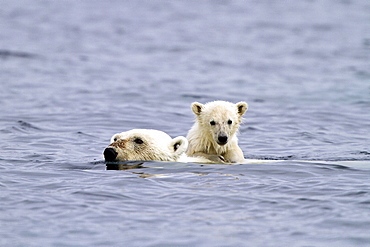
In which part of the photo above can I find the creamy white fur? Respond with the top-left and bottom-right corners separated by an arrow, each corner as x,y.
186,101 -> 248,163
106,129 -> 214,163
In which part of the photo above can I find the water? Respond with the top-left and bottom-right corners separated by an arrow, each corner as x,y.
1,0 -> 370,246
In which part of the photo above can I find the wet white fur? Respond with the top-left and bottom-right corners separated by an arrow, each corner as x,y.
108,129 -> 213,163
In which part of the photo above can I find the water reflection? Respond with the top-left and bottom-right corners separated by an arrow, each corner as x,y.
106,161 -> 145,170
106,161 -> 178,178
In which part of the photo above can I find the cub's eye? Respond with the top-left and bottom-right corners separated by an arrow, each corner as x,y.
114,138 -> 117,142
133,138 -> 144,144
227,120 -> 233,125
210,120 -> 216,126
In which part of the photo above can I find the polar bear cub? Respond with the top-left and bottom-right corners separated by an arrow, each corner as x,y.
186,101 -> 248,163
103,129 -> 213,163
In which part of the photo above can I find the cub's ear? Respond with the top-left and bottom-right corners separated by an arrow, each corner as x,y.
191,102 -> 204,116
236,102 -> 248,116
170,136 -> 188,155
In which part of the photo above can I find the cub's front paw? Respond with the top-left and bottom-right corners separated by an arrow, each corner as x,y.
218,155 -> 226,163
207,155 -> 226,163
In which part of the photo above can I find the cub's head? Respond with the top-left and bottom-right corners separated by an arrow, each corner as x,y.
104,129 -> 188,162
191,101 -> 248,146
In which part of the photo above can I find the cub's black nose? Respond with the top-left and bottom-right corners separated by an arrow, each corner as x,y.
217,135 -> 228,145
104,147 -> 118,162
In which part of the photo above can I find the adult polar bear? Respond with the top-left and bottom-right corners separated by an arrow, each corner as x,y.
103,129 -> 213,163
186,100 -> 248,163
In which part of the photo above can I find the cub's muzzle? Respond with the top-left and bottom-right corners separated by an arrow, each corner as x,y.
217,135 -> 228,145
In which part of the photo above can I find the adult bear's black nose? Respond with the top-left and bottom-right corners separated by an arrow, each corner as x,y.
217,135 -> 228,145
104,147 -> 118,162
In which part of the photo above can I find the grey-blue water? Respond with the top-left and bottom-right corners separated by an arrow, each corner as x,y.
1,1 -> 370,246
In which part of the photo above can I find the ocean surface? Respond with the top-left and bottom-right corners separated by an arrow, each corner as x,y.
1,0 -> 370,246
